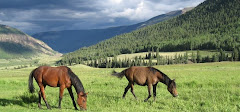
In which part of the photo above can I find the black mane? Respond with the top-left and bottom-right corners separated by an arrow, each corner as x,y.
148,67 -> 171,86
67,68 -> 85,94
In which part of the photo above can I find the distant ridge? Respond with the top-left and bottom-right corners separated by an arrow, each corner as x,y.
33,8 -> 192,53
0,24 -> 60,59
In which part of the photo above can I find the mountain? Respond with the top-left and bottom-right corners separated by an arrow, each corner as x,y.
32,8 -> 191,53
0,24 -> 60,59
59,0 -> 240,64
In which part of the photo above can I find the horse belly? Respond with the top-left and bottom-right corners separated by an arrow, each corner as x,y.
133,75 -> 147,86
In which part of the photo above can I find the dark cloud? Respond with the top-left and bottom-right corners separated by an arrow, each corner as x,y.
0,0 -> 205,34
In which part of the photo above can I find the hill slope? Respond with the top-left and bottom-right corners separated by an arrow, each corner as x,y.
0,24 -> 60,59
61,0 -> 240,62
32,9 -> 187,53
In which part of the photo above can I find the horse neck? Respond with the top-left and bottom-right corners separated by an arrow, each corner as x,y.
68,71 -> 85,94
157,72 -> 171,86
72,77 -> 85,94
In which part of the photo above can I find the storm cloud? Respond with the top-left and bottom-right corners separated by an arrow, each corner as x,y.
0,0 -> 205,34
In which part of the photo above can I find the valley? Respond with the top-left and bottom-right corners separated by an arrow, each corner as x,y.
0,0 -> 240,111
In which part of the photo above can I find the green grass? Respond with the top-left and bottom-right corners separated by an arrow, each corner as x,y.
0,62 -> 240,111
0,55 -> 61,69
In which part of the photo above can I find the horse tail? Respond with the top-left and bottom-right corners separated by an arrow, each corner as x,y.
28,68 -> 36,93
111,70 -> 126,79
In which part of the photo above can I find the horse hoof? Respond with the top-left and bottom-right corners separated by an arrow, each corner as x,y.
144,99 -> 148,102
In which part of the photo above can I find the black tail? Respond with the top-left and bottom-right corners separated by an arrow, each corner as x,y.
111,70 -> 125,79
28,69 -> 36,93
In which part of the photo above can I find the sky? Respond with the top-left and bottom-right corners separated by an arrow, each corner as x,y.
0,0 -> 205,34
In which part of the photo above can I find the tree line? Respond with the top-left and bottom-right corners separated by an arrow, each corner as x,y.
57,48 -> 240,68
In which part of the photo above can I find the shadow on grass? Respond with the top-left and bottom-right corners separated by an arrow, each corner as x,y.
0,98 -> 25,106
0,92 -> 38,107
0,92 -> 77,110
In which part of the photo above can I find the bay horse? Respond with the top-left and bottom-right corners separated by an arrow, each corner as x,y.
112,66 -> 178,101
28,66 -> 88,110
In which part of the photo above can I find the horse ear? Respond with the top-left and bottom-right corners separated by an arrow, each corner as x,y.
172,79 -> 175,81
86,92 -> 88,95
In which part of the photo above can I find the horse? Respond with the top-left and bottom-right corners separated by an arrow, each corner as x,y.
28,66 -> 88,110
112,66 -> 178,101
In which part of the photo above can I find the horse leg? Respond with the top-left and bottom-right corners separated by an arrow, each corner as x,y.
58,86 -> 65,109
144,84 -> 152,102
38,85 -> 46,109
39,84 -> 51,109
67,87 -> 78,110
122,83 -> 131,98
153,84 -> 157,101
130,83 -> 137,99
38,90 -> 42,109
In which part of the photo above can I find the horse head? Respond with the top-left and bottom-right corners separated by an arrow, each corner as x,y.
167,79 -> 178,97
77,91 -> 88,110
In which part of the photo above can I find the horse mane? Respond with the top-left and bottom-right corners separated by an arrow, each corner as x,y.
67,67 -> 85,94
148,67 -> 171,86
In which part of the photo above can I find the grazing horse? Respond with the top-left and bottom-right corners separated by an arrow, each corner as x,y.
112,66 -> 178,101
28,66 -> 88,110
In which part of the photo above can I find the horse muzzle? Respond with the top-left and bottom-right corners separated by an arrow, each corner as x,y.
80,108 -> 87,111
173,94 -> 178,97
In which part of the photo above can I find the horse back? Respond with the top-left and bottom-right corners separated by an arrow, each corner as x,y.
126,66 -> 158,85
33,66 -> 71,87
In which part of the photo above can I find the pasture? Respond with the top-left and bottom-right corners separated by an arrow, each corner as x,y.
0,62 -> 239,111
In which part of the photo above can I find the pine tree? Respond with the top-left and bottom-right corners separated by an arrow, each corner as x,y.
94,59 -> 98,67
118,59 -> 122,68
212,54 -> 219,62
113,56 -> 117,68
149,57 -> 153,66
205,55 -> 211,62
192,52 -> 197,63
219,49 -> 226,61
156,49 -> 160,65
233,48 -> 239,61
105,59 -> 109,68
109,60 -> 112,68
127,58 -> 131,67
196,50 -> 202,63
184,52 -> 188,64
174,53 -> 178,64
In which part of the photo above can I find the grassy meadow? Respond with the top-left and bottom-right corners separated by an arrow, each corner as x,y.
0,62 -> 240,111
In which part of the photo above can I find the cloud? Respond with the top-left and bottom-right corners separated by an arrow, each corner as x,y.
0,20 -> 41,33
98,0 -> 205,21
0,0 -> 205,34
107,1 -> 163,20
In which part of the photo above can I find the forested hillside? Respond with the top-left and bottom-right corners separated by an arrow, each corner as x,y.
60,0 -> 240,65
